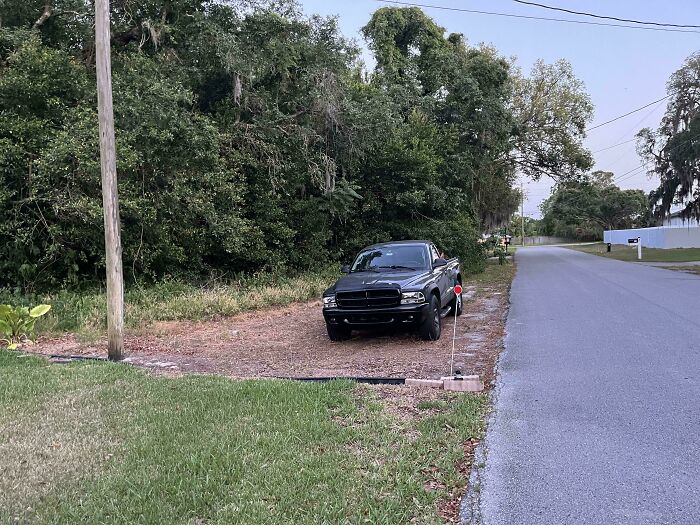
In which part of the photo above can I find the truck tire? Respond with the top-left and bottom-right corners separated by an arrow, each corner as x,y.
326,322 -> 351,342
449,288 -> 463,317
419,294 -> 441,341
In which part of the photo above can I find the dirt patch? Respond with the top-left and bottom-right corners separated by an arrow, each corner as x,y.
33,264 -> 512,387
369,383 -> 451,421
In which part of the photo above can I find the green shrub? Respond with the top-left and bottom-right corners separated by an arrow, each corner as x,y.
493,247 -> 507,265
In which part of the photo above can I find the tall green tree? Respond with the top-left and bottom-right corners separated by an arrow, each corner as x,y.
638,52 -> 700,221
540,171 -> 650,240
509,59 -> 594,181
361,7 -> 517,262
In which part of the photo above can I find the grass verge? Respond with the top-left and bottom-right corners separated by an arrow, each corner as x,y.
0,268 -> 339,338
566,243 -> 700,262
468,257 -> 515,286
0,350 -> 487,524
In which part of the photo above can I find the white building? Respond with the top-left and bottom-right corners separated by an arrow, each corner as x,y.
662,211 -> 700,228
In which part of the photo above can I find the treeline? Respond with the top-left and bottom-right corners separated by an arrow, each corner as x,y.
0,0 -> 592,290
538,171 -> 651,241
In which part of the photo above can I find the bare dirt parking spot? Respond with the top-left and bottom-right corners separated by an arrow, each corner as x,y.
33,262 -> 514,386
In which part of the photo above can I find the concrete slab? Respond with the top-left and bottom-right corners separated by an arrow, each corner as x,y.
405,378 -> 444,388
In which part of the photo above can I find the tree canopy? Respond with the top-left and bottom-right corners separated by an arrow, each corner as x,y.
540,171 -> 651,240
638,52 -> 700,222
0,1 -> 594,290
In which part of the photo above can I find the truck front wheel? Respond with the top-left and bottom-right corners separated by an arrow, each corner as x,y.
419,295 -> 441,341
326,322 -> 351,342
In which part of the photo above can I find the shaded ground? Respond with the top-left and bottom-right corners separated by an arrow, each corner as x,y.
33,262 -> 513,385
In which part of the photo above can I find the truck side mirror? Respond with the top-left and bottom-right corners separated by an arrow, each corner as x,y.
433,258 -> 447,268
341,264 -> 351,274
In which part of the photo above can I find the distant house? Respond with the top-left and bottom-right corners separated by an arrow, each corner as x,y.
662,211 -> 700,228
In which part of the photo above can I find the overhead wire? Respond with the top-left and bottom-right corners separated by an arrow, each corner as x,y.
375,1 -> 700,34
613,130 -> 700,184
586,95 -> 671,132
509,0 -> 700,29
592,139 -> 637,154
592,100 -> 667,172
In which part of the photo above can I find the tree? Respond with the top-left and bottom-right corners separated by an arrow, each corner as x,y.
540,171 -> 650,240
0,2 -> 598,290
508,215 -> 541,237
638,52 -> 700,221
509,59 -> 594,181
362,7 -> 518,243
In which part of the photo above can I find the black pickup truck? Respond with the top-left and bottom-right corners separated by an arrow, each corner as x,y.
322,240 -> 462,341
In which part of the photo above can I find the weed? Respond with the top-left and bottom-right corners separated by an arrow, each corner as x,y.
0,268 -> 338,338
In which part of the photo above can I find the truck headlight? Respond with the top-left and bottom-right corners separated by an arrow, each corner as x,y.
401,291 -> 425,304
322,295 -> 337,308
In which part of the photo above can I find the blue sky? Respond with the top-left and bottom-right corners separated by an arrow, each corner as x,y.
299,0 -> 700,217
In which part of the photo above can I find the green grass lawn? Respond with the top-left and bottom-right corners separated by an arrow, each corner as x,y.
566,243 -> 700,263
0,351 -> 487,524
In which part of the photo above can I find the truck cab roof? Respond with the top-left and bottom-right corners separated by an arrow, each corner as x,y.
364,240 -> 432,249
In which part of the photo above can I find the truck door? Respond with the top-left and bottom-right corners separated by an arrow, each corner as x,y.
430,244 -> 450,305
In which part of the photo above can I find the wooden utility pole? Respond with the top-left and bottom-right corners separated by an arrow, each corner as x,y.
521,182 -> 525,247
95,0 -> 124,360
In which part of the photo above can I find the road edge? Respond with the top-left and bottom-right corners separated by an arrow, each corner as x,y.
458,256 -> 519,525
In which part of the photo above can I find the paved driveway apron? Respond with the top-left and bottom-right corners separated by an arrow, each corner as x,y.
474,247 -> 700,525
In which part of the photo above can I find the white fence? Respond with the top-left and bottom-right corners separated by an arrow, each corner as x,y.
604,226 -> 700,249
512,236 -> 572,245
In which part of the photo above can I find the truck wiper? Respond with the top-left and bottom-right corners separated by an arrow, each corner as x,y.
376,265 -> 417,271
350,267 -> 379,273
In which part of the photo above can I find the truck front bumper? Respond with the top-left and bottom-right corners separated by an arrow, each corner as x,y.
323,303 -> 430,329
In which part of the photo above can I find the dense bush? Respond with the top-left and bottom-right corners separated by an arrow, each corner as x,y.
0,1 -> 591,291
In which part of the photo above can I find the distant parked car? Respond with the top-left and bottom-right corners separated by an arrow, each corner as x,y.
321,240 -> 462,341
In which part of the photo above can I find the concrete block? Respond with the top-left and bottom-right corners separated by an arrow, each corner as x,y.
405,378 -> 444,389
442,377 -> 484,392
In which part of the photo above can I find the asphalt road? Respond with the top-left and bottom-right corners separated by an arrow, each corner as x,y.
471,246 -> 700,525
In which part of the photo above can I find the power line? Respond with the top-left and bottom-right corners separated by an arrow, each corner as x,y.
592,101 -> 666,170
592,138 -> 637,154
586,95 -> 671,132
376,1 -> 700,34
593,100 -> 665,156
510,0 -> 700,29
613,130 -> 700,184
614,163 -> 648,183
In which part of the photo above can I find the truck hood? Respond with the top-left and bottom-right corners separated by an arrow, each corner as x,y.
331,270 -> 431,292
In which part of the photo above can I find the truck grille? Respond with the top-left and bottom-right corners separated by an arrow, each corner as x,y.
336,289 -> 401,309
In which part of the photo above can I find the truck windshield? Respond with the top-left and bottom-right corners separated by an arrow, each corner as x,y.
351,245 -> 429,272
